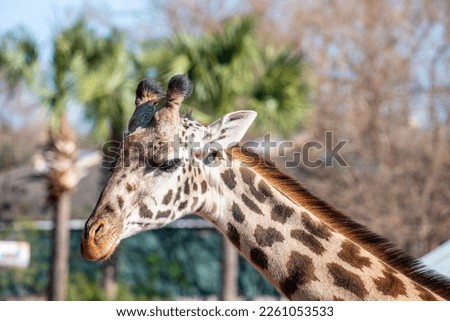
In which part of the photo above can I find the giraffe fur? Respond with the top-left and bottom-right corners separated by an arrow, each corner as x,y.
81,74 -> 450,301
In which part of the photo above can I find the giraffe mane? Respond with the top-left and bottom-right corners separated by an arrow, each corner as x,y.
230,145 -> 450,300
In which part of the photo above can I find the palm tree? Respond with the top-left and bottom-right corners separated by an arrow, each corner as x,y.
0,29 -> 38,90
136,16 -> 309,299
62,19 -> 137,299
0,28 -> 80,300
44,116 -> 78,301
137,16 -> 308,137
1,19 -> 131,300
62,20 -> 135,142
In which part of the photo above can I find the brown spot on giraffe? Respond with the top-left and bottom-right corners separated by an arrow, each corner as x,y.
280,251 -> 318,299
327,263 -> 368,299
240,167 -> 267,202
231,202 -> 245,223
271,204 -> 294,223
178,200 -> 188,211
191,196 -> 198,209
373,270 -> 407,298
291,229 -> 326,255
258,180 -> 273,198
221,168 -> 237,190
250,185 -> 267,202
338,240 -> 372,270
156,210 -> 171,219
381,263 -> 396,275
138,201 -> 153,219
184,179 -> 190,194
239,166 -> 256,185
254,225 -> 285,247
241,194 -> 263,214
414,284 -> 438,301
126,183 -> 135,192
227,223 -> 241,250
250,247 -> 269,270
117,196 -> 124,209
103,204 -> 114,213
201,180 -> 207,193
193,182 -> 198,191
301,212 -> 332,240
174,187 -> 182,202
162,189 -> 173,205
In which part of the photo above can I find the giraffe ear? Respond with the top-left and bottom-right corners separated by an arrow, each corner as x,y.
205,110 -> 257,150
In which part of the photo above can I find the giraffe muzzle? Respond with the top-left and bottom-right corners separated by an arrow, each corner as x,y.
80,218 -> 121,261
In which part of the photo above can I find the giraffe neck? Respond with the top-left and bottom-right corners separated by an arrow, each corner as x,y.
201,148 -> 447,301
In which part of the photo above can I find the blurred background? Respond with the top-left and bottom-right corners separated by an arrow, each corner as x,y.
0,0 -> 448,300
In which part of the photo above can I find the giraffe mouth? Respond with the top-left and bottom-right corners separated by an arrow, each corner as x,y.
80,226 -> 121,261
81,239 -> 119,261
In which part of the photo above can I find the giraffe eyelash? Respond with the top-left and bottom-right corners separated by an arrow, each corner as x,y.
159,158 -> 182,173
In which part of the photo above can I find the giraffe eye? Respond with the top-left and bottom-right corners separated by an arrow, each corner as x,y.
205,150 -> 219,162
160,158 -> 181,173
203,150 -> 220,166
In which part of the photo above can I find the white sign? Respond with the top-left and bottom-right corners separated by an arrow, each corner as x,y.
0,241 -> 31,268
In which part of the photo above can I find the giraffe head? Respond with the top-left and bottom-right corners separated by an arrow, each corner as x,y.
81,74 -> 256,261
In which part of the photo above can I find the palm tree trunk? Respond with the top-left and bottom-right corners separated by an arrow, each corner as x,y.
45,116 -> 77,301
101,250 -> 119,300
48,190 -> 71,300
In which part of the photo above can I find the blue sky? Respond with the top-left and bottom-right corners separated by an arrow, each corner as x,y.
0,0 -> 162,131
0,0 -> 163,60
0,0 -> 150,34
1,0 -> 83,42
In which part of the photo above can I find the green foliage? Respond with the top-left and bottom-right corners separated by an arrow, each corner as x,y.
249,47 -> 309,136
1,14 -> 310,139
0,21 -> 74,129
137,16 -> 309,137
67,272 -> 105,300
0,18 -> 136,138
0,227 -> 279,300
130,252 -> 187,300
67,272 -> 136,301
0,28 -> 39,91
62,19 -> 136,141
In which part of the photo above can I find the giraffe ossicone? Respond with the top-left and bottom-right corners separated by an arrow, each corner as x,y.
81,74 -> 450,301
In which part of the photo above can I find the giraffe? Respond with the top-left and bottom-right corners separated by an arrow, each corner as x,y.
81,74 -> 450,301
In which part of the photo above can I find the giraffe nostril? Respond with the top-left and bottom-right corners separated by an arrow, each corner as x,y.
95,223 -> 104,235
89,221 -> 106,241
